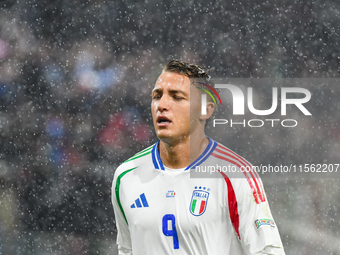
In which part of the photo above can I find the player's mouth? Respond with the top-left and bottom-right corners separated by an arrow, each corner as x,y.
157,116 -> 172,127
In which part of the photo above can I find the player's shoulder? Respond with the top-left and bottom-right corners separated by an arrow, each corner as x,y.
210,139 -> 254,172
210,139 -> 266,203
114,143 -> 155,179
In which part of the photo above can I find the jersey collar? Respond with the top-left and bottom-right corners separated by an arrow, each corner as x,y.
152,138 -> 217,171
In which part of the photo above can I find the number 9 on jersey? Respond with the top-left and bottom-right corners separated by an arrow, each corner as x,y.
162,214 -> 179,249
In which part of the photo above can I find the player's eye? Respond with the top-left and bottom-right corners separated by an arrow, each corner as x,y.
173,95 -> 184,100
153,94 -> 162,99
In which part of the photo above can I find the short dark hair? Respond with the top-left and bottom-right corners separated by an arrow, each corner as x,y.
164,59 -> 216,89
163,59 -> 217,98
163,60 -> 212,80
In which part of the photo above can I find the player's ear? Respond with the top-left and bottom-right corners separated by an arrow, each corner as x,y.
200,101 -> 215,121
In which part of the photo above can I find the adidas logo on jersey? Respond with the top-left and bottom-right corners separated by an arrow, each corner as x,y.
131,193 -> 149,208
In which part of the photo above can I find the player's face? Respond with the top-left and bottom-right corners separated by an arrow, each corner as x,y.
151,71 -> 201,144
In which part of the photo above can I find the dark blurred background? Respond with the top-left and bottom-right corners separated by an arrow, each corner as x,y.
0,0 -> 339,254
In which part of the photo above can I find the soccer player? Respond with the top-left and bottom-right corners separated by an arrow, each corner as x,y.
111,60 -> 285,254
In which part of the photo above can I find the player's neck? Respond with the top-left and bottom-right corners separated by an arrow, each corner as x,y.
159,133 -> 209,169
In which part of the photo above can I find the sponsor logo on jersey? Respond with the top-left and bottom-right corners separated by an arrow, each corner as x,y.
131,193 -> 149,208
166,190 -> 176,198
189,186 -> 210,216
255,218 -> 275,229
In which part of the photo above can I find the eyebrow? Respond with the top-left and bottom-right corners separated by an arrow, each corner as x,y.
152,88 -> 188,96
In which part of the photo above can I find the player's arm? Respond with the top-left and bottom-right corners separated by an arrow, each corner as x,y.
111,169 -> 133,255
234,177 -> 285,255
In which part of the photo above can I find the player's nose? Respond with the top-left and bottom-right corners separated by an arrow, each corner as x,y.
157,94 -> 170,112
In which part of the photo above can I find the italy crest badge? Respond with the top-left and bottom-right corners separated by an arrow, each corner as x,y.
189,186 -> 210,216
